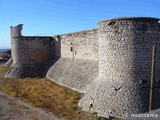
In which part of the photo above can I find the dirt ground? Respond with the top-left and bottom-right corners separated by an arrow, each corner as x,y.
0,91 -> 64,120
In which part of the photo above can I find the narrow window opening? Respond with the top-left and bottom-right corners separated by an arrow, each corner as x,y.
71,47 -> 73,52
70,42 -> 74,52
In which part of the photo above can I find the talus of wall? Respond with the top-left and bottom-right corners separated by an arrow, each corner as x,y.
46,57 -> 98,93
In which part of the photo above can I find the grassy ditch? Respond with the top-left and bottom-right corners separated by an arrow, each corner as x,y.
0,64 -> 95,119
0,77 -> 96,120
0,64 -> 120,120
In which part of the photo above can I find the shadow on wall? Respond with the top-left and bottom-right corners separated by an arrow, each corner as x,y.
104,18 -> 160,114
43,35 -> 61,77
105,19 -> 160,115
131,19 -> 160,111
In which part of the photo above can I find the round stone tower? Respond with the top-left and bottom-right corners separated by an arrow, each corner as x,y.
79,17 -> 160,118
5,24 -> 54,78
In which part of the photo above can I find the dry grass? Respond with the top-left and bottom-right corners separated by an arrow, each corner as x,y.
0,64 -> 121,120
0,64 -> 95,120
0,64 -> 9,78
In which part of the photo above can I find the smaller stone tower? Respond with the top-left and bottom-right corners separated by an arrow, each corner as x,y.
5,24 -> 55,78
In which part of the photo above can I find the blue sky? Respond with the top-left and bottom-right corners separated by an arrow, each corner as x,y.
0,0 -> 160,48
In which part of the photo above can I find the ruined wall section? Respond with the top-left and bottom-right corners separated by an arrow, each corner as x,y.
5,25 -> 55,78
10,24 -> 23,37
79,17 -> 160,118
46,29 -> 99,93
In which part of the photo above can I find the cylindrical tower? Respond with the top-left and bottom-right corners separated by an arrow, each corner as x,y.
5,24 -> 55,78
79,17 -> 160,118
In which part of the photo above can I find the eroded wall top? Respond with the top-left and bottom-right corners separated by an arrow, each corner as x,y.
11,24 -> 23,37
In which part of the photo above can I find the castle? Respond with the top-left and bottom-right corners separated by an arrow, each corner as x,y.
5,17 -> 160,118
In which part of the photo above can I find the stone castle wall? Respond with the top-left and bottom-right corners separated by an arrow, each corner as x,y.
46,29 -> 99,93
59,29 -> 98,60
6,17 -> 160,118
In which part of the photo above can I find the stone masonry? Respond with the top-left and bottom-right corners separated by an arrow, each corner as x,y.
5,17 -> 160,118
5,24 -> 55,78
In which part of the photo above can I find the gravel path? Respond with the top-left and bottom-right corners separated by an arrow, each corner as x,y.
0,91 -> 64,120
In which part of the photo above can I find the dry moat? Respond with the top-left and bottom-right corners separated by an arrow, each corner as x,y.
0,62 -> 119,120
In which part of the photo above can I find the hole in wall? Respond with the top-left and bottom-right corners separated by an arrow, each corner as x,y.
89,103 -> 94,111
140,80 -> 147,84
112,85 -> 122,91
70,47 -> 73,52
90,103 -> 93,108
70,42 -> 74,52
108,21 -> 116,26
